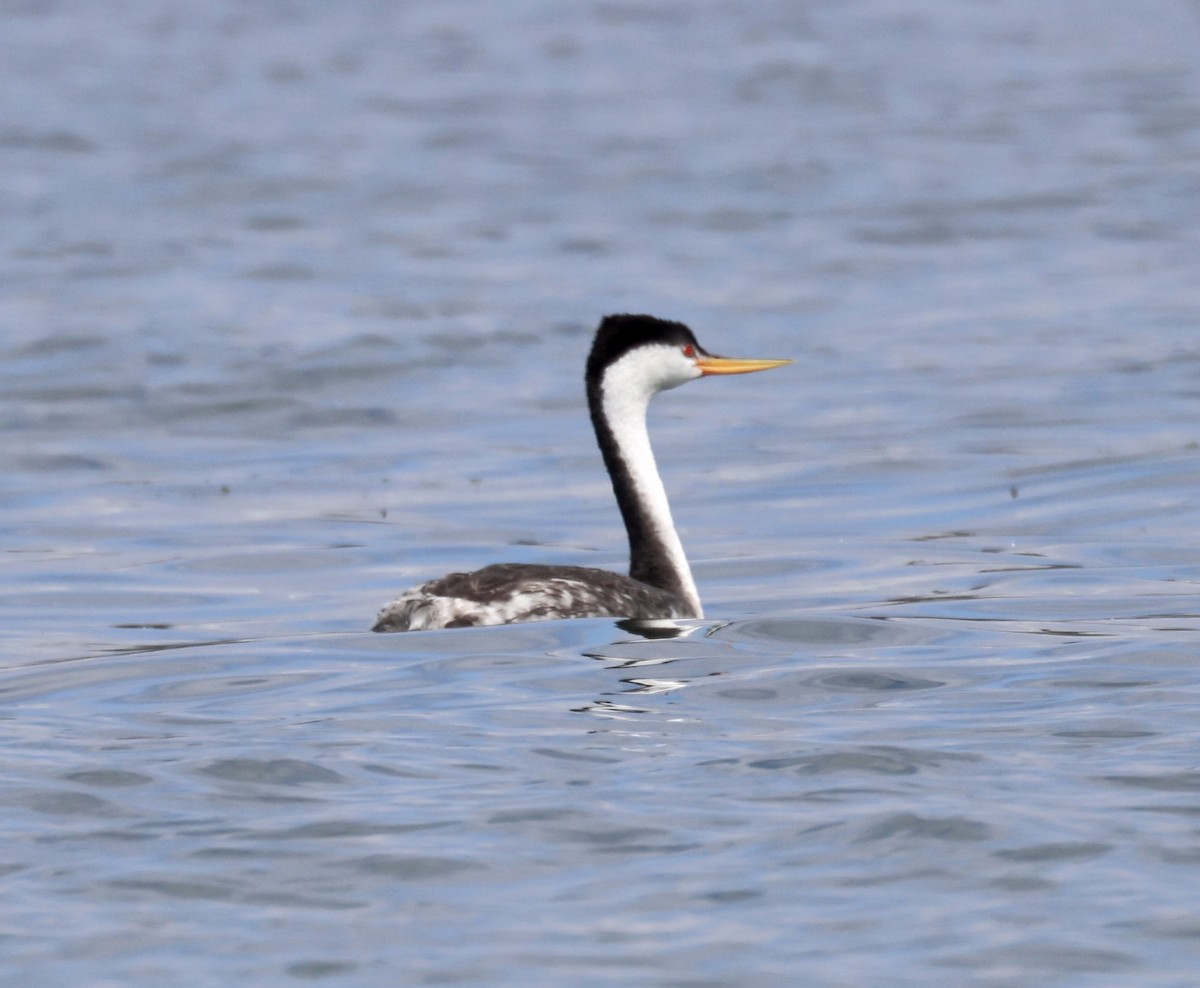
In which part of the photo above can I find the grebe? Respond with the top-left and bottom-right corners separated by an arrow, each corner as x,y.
373,314 -> 790,631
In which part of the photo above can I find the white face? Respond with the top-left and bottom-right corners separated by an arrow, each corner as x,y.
604,342 -> 702,404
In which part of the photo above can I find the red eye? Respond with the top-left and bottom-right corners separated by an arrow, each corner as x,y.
682,344 -> 696,358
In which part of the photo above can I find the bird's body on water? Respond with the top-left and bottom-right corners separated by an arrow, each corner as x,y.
373,314 -> 789,632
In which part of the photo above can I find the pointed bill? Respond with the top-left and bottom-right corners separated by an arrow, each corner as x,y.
694,355 -> 792,376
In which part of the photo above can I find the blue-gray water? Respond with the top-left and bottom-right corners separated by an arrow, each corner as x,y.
4,1 -> 1200,985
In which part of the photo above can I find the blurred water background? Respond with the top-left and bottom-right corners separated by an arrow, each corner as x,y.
3,1 -> 1200,985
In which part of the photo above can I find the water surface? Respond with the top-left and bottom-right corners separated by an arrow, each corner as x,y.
3,1 -> 1200,985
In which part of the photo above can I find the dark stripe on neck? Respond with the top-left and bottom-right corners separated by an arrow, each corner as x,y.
586,376 -> 689,605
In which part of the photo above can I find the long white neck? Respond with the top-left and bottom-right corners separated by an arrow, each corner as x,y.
590,366 -> 703,617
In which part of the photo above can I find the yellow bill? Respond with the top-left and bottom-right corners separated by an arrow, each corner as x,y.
695,355 -> 793,376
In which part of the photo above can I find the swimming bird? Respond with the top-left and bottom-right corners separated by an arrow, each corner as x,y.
373,314 -> 790,631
